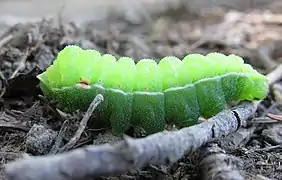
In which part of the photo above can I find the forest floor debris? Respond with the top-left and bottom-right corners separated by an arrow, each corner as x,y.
1,7 -> 282,180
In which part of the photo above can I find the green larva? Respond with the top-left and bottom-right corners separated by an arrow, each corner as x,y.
37,45 -> 269,135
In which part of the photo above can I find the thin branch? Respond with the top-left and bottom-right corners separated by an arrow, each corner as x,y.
57,94 -> 104,153
9,49 -> 29,79
0,123 -> 29,133
0,34 -> 14,49
48,120 -> 69,155
266,113 -> 282,122
0,70 -> 7,98
253,144 -> 282,152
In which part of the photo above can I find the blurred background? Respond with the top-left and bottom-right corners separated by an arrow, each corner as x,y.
0,0 -> 281,29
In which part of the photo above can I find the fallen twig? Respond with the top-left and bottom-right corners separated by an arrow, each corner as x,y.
266,113 -> 282,122
254,174 -> 273,180
0,34 -> 14,49
251,117 -> 279,124
197,143 -> 244,180
9,48 -> 30,79
48,120 -> 69,154
57,94 -> 104,153
0,123 -> 29,133
0,70 -> 7,98
254,144 -> 282,152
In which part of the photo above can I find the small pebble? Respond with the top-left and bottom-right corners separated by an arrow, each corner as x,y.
25,124 -> 58,155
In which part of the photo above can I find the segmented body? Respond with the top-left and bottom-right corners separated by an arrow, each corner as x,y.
37,45 -> 269,135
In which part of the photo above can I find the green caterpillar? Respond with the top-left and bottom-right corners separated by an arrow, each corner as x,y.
37,45 -> 269,135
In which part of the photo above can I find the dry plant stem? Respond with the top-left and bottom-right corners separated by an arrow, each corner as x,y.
0,34 -> 14,49
198,143 -> 244,180
4,101 -> 256,180
57,94 -> 104,153
9,49 -> 29,79
255,174 -> 273,180
267,113 -> 282,122
0,124 -> 29,133
254,144 -> 282,152
0,70 -> 7,98
48,120 -> 69,154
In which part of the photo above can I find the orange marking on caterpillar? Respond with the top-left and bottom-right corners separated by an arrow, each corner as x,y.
77,78 -> 91,90
79,79 -> 89,85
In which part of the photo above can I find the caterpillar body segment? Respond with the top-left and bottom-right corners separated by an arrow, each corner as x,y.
37,45 -> 269,135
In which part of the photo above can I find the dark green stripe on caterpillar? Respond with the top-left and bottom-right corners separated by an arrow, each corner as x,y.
37,45 -> 269,135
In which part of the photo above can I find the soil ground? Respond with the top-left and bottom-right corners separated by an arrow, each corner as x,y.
0,1 -> 282,180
